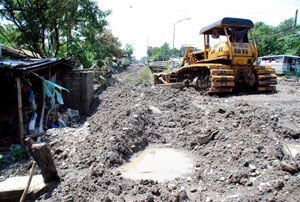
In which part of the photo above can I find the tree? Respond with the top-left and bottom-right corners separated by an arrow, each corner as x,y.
0,0 -> 123,68
124,43 -> 133,57
147,42 -> 186,61
252,18 -> 300,56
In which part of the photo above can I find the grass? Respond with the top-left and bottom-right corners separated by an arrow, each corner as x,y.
137,77 -> 144,83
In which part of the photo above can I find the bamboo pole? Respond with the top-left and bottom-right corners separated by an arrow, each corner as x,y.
19,162 -> 36,202
16,77 -> 25,149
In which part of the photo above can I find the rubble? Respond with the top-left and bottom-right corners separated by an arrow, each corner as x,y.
2,65 -> 300,201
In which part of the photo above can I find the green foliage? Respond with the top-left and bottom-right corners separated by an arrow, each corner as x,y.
252,18 -> 300,56
9,144 -> 25,162
99,75 -> 107,83
141,67 -> 152,77
0,0 -> 123,68
124,43 -> 134,57
125,77 -> 132,82
137,77 -> 144,83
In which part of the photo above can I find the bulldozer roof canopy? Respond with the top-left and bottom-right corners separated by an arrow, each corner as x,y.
200,17 -> 254,35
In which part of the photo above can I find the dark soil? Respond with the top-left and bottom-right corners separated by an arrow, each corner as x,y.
4,65 -> 300,201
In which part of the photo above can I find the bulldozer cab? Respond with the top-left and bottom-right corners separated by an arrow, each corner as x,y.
199,17 -> 258,65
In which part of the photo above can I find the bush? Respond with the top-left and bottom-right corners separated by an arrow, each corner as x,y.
10,144 -> 25,161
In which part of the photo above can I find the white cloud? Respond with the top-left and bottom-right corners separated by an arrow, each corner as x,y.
98,0 -> 299,59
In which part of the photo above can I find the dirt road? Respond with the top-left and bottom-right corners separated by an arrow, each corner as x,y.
38,65 -> 300,201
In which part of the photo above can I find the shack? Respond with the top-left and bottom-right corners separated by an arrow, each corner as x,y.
0,57 -> 73,149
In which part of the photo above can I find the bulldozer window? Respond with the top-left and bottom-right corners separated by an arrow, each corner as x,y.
228,27 -> 249,43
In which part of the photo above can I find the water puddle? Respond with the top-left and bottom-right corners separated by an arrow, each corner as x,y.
118,145 -> 194,182
283,144 -> 300,158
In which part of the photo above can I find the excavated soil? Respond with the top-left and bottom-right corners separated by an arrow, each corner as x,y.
36,65 -> 300,202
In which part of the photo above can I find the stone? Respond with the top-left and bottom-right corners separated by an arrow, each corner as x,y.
0,175 -> 46,201
167,183 -> 177,191
219,177 -> 226,181
205,196 -> 213,202
190,188 -> 197,193
149,106 -> 162,114
284,175 -> 289,181
107,151 -> 116,162
249,164 -> 256,172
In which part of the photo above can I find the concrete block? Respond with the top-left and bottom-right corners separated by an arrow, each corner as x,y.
0,175 -> 46,202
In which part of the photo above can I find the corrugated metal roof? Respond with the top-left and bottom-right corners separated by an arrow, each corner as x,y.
0,58 -> 73,73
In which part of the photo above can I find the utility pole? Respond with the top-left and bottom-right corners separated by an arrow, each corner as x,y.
147,33 -> 149,66
294,9 -> 298,28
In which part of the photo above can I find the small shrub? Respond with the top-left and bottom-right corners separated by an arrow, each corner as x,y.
10,144 -> 25,161
125,77 -> 132,82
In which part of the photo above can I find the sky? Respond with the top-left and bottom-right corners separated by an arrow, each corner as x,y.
97,0 -> 300,59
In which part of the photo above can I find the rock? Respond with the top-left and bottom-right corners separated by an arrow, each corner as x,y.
190,188 -> 197,192
167,183 -> 177,191
186,177 -> 192,182
284,175 -> 289,181
151,187 -> 160,196
219,177 -> 226,181
280,161 -> 298,173
272,159 -> 281,168
0,175 -> 46,201
217,108 -> 226,114
178,189 -> 188,200
149,106 -> 162,114
205,196 -> 213,202
249,164 -> 256,172
107,151 -> 117,162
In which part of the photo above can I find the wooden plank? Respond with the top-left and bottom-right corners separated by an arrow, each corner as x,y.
25,132 -> 45,139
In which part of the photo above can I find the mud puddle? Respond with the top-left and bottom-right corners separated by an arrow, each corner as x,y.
118,145 -> 195,182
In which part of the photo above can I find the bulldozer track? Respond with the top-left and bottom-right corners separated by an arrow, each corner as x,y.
254,66 -> 277,92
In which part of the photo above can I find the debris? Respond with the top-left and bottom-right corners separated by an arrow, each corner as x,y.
167,183 -> 177,191
190,188 -> 197,193
25,138 -> 59,183
0,175 -> 46,202
149,106 -> 162,114
280,161 -> 298,173
249,164 -> 257,172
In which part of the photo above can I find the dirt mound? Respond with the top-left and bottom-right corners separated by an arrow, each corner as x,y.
37,66 -> 300,201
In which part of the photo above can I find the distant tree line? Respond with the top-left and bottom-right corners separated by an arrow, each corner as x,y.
147,42 -> 189,62
0,0 -> 133,68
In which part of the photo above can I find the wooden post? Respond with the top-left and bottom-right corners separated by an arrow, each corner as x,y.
16,77 -> 25,149
25,138 -> 60,183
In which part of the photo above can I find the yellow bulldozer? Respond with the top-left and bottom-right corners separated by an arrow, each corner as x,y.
153,17 -> 277,94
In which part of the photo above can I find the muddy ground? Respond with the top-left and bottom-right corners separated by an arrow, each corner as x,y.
3,65 -> 300,201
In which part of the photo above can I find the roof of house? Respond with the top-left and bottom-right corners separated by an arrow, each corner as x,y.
0,58 -> 73,75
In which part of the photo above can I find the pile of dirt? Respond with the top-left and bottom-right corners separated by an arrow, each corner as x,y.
36,66 -> 300,201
